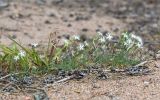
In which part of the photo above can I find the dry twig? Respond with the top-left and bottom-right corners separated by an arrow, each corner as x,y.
0,73 -> 19,80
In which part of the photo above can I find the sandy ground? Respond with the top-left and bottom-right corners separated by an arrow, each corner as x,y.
1,63 -> 160,100
0,0 -> 160,100
0,0 -> 127,46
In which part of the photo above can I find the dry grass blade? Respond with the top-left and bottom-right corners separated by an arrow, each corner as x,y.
45,75 -> 74,87
0,73 -> 19,80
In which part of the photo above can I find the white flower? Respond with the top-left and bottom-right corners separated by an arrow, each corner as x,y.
31,43 -> 39,48
136,36 -> 143,46
131,34 -> 143,48
63,39 -> 69,45
137,42 -> 143,48
127,39 -> 133,44
14,56 -> 19,61
73,35 -> 80,40
18,50 -> 26,57
64,39 -> 69,44
131,34 -> 137,39
131,34 -> 142,43
124,39 -> 132,46
99,37 -> 106,43
122,32 -> 129,38
84,41 -> 89,46
78,43 -> 85,51
106,33 -> 113,40
97,31 -> 103,36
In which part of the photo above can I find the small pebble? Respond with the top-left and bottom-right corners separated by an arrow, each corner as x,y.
73,70 -> 87,79
48,13 -> 55,17
44,20 -> 51,24
9,75 -> 20,84
43,75 -> 55,84
82,28 -> 88,32
97,71 -> 108,80
34,90 -> 49,100
22,76 -> 33,85
69,13 -> 74,17
2,85 -> 16,93
67,23 -> 72,27
126,66 -> 150,75
144,81 -> 150,86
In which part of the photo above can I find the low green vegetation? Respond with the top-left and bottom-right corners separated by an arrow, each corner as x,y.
0,32 -> 145,75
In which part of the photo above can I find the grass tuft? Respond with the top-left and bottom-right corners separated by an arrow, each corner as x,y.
0,32 -> 147,75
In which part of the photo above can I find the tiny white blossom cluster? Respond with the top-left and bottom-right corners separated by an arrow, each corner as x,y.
131,34 -> 143,48
77,41 -> 89,51
70,34 -> 89,51
13,50 -> 26,61
84,41 -> 89,46
61,38 -> 69,46
31,43 -> 39,48
78,43 -> 85,51
97,32 -> 113,43
63,39 -> 69,45
71,32 -> 113,51
99,37 -> 106,43
72,35 -> 80,40
122,32 -> 143,48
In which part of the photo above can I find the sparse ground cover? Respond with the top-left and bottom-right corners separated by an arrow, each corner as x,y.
0,0 -> 160,100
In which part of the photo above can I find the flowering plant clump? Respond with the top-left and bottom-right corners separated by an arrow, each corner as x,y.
122,32 -> 143,50
53,32 -> 145,70
0,32 -> 147,75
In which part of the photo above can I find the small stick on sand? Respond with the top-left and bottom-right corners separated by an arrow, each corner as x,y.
0,73 -> 19,80
45,75 -> 75,87
55,75 -> 74,83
